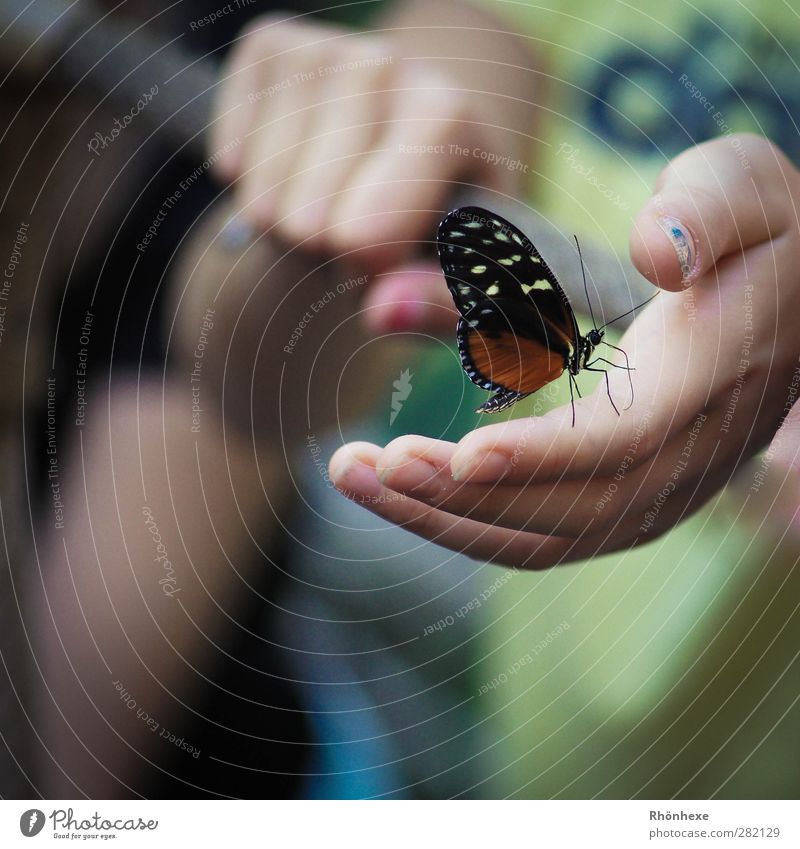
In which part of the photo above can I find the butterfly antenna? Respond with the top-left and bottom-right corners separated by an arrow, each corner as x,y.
574,235 -> 598,330
599,291 -> 660,331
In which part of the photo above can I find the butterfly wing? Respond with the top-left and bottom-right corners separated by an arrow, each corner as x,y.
437,207 -> 580,412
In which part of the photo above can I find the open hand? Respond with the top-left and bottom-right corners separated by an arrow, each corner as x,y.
329,135 -> 800,567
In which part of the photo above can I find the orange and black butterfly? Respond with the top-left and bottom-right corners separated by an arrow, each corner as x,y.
437,206 -> 648,422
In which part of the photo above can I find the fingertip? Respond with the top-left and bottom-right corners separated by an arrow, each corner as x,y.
630,137 -> 773,293
361,266 -> 456,334
324,194 -> 373,252
320,214 -> 407,270
450,447 -> 511,483
328,441 -> 382,497
375,436 -> 427,482
376,436 -> 455,485
274,202 -> 328,250
329,441 -> 381,471
453,421 -> 518,459
630,203 -> 700,292
362,300 -> 426,333
450,427 -> 515,483
238,193 -> 277,231
211,151 -> 242,185
325,186 -> 430,261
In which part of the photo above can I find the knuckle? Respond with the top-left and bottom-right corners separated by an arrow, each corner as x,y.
731,132 -> 779,160
684,181 -> 732,232
239,12 -> 294,44
347,36 -> 392,64
325,217 -> 366,254
239,197 -> 274,231
653,160 -> 676,192
382,436 -> 414,461
274,213 -> 310,246
397,67 -> 465,120
734,134 -> 793,182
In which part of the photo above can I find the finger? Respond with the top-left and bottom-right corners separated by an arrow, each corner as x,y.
323,66 -> 474,263
374,404 -> 734,537
208,25 -> 268,181
208,92 -> 252,184
275,39 -> 393,246
372,425 -> 728,563
376,435 -> 603,537
236,60 -> 319,227
232,22 -> 347,227
328,442 -> 580,568
630,134 -> 798,291
209,14 -> 315,182
446,356 -> 659,486
361,263 -> 458,335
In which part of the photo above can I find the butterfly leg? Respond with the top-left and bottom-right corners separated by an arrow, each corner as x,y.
587,352 -> 635,410
601,342 -> 633,372
600,341 -> 634,408
568,372 -> 578,427
586,356 -> 624,370
583,364 -> 620,417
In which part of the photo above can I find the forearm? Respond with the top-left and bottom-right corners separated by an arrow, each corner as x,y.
35,379 -> 284,795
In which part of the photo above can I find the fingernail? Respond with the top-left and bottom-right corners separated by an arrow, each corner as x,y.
657,215 -> 699,284
451,450 -> 509,483
329,454 -> 383,499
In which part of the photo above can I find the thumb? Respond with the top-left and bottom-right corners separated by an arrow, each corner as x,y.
629,135 -> 794,291
361,261 -> 458,336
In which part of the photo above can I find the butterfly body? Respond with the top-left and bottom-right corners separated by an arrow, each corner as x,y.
437,206 -> 605,414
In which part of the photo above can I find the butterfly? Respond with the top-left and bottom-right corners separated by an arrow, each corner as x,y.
436,206 -> 653,422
